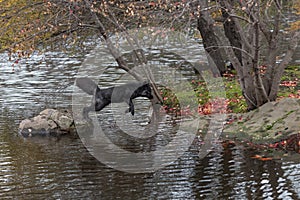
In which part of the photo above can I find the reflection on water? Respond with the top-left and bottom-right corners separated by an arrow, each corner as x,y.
0,128 -> 299,199
0,51 -> 300,199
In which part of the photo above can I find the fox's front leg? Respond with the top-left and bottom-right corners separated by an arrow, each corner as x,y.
125,99 -> 135,116
83,99 -> 107,122
83,106 -> 93,122
129,99 -> 135,115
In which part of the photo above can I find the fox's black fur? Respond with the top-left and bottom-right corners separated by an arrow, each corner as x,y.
75,77 -> 153,120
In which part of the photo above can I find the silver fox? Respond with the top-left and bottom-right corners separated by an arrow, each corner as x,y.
75,77 -> 153,121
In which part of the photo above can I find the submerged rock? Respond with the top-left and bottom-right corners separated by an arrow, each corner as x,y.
223,98 -> 300,143
19,109 -> 75,137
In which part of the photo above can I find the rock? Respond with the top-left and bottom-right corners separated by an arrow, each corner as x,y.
223,98 -> 300,143
19,109 -> 75,137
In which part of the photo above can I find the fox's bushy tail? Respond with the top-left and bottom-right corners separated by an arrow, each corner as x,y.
75,77 -> 100,95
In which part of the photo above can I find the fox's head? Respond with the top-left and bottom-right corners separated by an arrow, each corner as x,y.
139,82 -> 153,99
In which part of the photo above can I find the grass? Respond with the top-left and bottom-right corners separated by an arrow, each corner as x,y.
160,65 -> 299,115
278,65 -> 300,99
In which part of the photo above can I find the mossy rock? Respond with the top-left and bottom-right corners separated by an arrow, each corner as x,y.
223,98 -> 300,143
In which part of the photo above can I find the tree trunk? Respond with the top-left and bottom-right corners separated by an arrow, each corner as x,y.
197,1 -> 226,75
197,20 -> 226,75
219,0 -> 242,65
198,0 -> 299,111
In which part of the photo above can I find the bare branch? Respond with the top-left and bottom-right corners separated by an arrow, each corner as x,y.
83,0 -> 144,81
253,21 -> 270,103
228,14 -> 252,24
105,6 -> 163,103
205,45 -> 254,59
219,1 -> 253,51
269,30 -> 300,99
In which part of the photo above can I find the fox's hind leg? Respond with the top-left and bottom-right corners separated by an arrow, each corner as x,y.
83,106 -> 93,122
125,99 -> 135,116
83,100 -> 109,121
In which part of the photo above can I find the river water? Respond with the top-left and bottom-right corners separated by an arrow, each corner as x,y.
0,49 -> 300,199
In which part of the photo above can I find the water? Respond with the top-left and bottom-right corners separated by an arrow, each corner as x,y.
0,50 -> 300,199
0,130 -> 299,199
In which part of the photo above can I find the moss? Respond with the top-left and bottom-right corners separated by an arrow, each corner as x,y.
263,118 -> 270,123
265,124 -> 273,130
261,132 -> 269,138
264,110 -> 295,131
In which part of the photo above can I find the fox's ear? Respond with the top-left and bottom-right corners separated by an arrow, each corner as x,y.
142,80 -> 151,85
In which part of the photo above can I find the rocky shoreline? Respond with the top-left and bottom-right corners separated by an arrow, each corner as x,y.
19,98 -> 299,147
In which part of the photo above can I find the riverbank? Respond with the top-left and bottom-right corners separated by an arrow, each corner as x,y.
18,98 -> 299,154
223,98 -> 299,143
220,98 -> 300,155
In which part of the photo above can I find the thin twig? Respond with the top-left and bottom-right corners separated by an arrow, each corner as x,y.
205,45 -> 254,59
